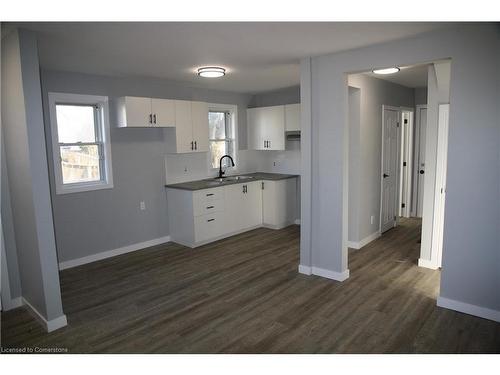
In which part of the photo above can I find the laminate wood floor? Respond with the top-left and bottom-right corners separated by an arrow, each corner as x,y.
2,218 -> 499,353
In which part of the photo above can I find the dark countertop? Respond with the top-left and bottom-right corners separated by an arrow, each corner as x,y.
165,172 -> 299,191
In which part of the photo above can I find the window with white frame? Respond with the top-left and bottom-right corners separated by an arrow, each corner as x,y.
208,106 -> 236,169
48,93 -> 113,194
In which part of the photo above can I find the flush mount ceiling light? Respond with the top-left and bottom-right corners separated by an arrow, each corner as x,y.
372,67 -> 400,75
197,67 -> 226,78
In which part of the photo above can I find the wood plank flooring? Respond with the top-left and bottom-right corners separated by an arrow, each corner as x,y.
2,218 -> 499,353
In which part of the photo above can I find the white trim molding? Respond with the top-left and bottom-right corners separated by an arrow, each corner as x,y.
298,265 -> 350,282
437,296 -> 500,323
59,235 -> 171,270
347,231 -> 381,250
22,298 -> 68,332
312,267 -> 350,282
48,92 -> 114,195
418,258 -> 440,270
2,296 -> 23,311
298,264 -> 312,275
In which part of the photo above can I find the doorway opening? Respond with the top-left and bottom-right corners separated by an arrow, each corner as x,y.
347,60 -> 451,283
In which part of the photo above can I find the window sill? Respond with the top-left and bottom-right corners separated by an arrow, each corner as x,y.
55,181 -> 114,195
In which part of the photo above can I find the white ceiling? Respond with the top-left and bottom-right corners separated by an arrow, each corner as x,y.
364,64 -> 430,88
9,22 -> 453,93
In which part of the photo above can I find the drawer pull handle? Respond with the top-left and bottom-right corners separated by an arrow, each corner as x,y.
207,206 -> 214,209
207,219 -> 215,222
206,193 -> 214,196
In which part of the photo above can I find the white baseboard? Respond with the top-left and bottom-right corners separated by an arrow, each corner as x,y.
437,296 -> 500,323
347,231 -> 381,250
22,298 -> 67,332
294,219 -> 301,225
298,264 -> 350,282
2,296 -> 23,311
298,264 -> 312,275
312,266 -> 350,282
418,258 -> 439,270
59,235 -> 171,270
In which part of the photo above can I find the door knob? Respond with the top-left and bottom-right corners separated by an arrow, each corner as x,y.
383,173 -> 389,178
419,170 -> 425,174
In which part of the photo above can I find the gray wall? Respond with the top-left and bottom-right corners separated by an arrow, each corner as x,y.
300,24 -> 500,314
347,74 -> 415,243
1,139 -> 22,301
414,87 -> 428,105
41,70 -> 253,263
249,86 -> 300,108
1,29 -> 64,321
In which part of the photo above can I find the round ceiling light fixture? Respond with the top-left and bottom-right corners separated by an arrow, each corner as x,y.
197,66 -> 226,78
372,67 -> 400,75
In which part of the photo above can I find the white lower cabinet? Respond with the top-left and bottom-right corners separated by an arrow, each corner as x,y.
167,177 -> 297,248
224,181 -> 262,233
262,179 -> 297,229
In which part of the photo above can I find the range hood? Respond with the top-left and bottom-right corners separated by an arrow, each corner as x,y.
286,130 -> 300,141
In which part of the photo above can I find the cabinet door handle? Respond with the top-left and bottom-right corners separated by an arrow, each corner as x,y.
263,140 -> 266,148
206,193 -> 214,196
194,141 -> 197,150
206,206 -> 214,209
261,182 -> 264,190
207,218 -> 215,222
149,114 -> 153,124
268,140 -> 271,148
153,114 -> 157,124
191,141 -> 194,150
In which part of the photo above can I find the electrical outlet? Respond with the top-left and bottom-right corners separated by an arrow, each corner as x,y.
184,166 -> 188,173
140,201 -> 146,210
370,215 -> 374,225
273,161 -> 277,167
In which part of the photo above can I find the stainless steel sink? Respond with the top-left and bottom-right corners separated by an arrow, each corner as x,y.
225,175 -> 255,181
206,179 -> 226,186
206,175 -> 254,186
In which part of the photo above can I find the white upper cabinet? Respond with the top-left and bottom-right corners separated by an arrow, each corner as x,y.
285,103 -> 300,131
247,103 -> 300,150
117,96 -> 175,128
173,100 -> 194,153
165,100 -> 209,153
247,105 -> 285,150
247,107 -> 265,150
191,101 -> 209,153
152,98 -> 176,127
117,96 -> 152,128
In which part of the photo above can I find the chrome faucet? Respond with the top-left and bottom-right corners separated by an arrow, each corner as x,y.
218,155 -> 235,178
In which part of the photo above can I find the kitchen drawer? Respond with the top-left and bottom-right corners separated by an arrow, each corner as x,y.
193,187 -> 224,203
194,212 -> 224,243
193,187 -> 224,213
193,198 -> 225,217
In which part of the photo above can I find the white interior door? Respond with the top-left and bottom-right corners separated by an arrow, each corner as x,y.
399,111 -> 413,218
381,107 -> 399,233
431,104 -> 449,268
413,106 -> 427,217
